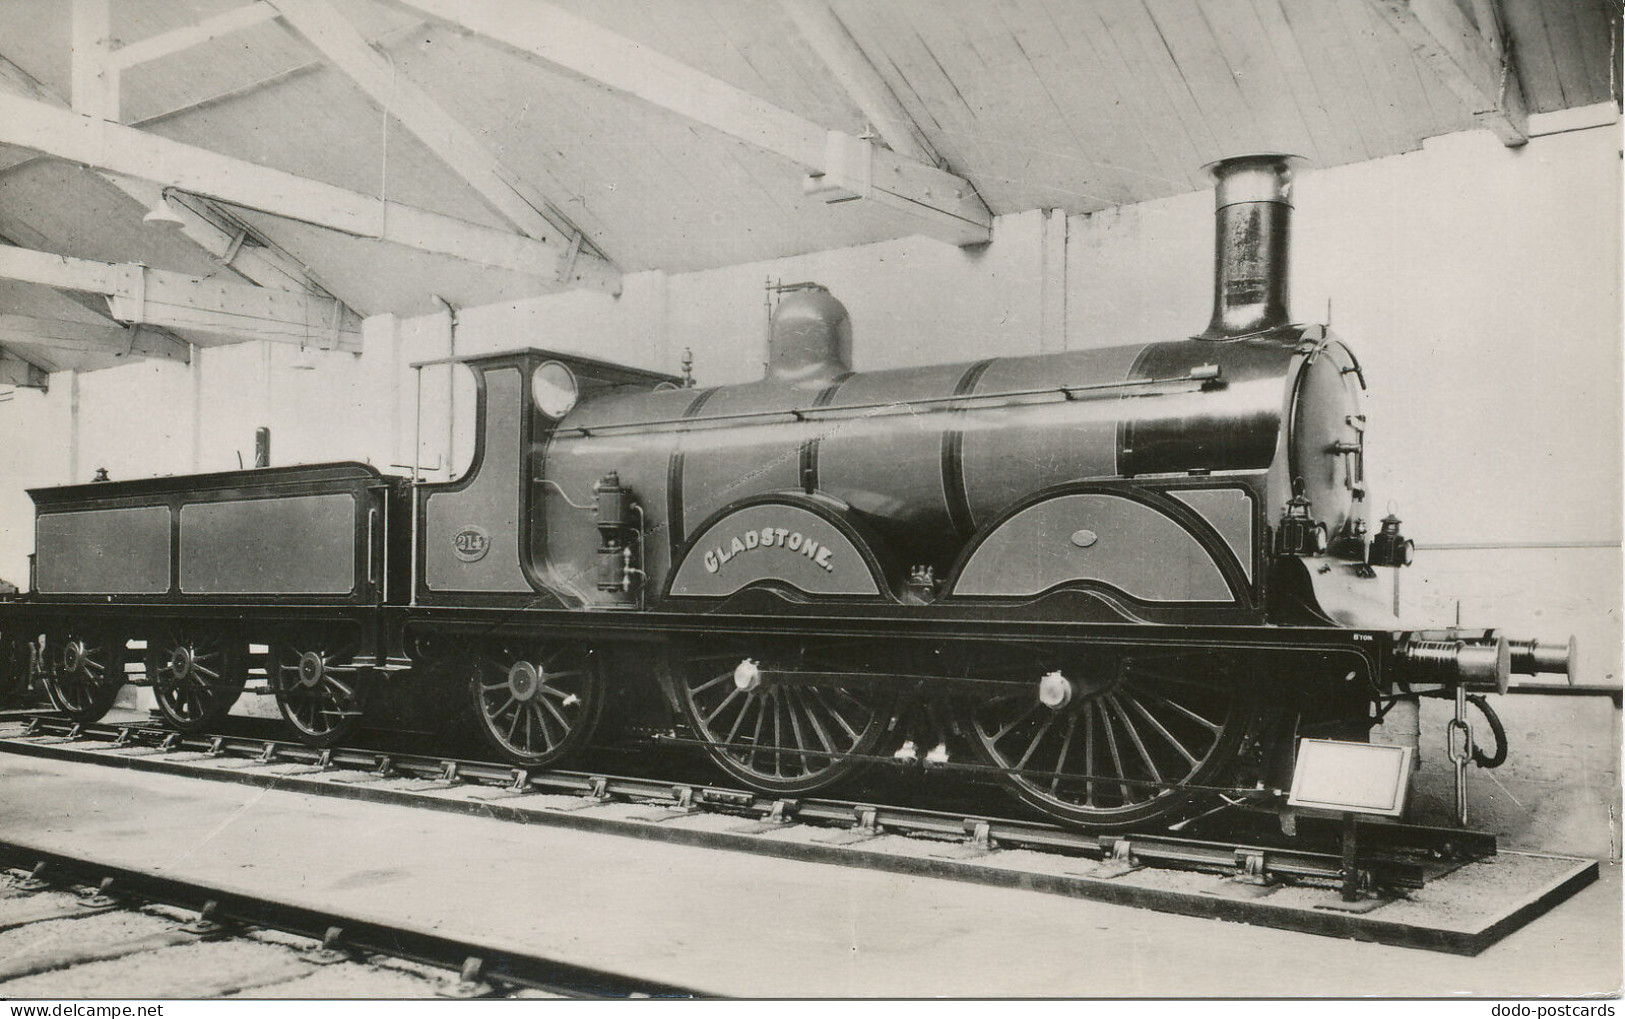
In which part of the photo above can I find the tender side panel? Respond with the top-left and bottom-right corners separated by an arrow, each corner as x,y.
953,493 -> 1233,602
35,506 -> 172,594
179,494 -> 357,596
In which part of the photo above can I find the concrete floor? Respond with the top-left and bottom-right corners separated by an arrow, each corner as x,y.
0,752 -> 1618,998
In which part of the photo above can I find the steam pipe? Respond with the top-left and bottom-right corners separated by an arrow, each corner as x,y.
1199,154 -> 1301,339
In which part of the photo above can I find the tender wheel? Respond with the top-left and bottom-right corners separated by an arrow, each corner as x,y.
960,647 -> 1262,832
468,642 -> 603,767
669,638 -> 897,794
42,628 -> 127,722
149,625 -> 247,732
270,629 -> 367,746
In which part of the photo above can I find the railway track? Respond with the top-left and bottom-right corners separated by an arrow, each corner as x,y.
0,852 -> 698,998
2,710 -> 1585,959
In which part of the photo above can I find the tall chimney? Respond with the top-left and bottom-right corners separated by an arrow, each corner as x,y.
1200,154 -> 1300,339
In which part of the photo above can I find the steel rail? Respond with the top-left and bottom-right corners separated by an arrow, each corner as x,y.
4,714 -> 1474,891
0,836 -> 705,998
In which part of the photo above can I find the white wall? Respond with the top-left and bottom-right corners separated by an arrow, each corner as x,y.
0,109 -> 1617,848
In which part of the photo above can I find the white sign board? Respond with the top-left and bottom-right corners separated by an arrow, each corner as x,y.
1287,738 -> 1413,817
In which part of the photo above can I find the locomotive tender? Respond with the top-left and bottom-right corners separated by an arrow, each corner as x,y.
0,156 -> 1575,831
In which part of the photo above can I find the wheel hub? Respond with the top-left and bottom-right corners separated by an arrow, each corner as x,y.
733,658 -> 762,692
61,640 -> 87,673
296,651 -> 326,689
1038,670 -> 1074,709
169,646 -> 197,681
507,661 -> 540,702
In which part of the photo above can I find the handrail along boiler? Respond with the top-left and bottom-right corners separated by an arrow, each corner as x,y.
0,156 -> 1575,832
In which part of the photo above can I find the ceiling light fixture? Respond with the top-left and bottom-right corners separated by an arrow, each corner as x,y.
142,189 -> 187,231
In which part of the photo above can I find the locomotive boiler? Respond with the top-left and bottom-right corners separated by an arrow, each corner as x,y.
0,155 -> 1576,833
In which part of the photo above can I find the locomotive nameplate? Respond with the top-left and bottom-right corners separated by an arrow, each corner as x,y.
670,504 -> 880,598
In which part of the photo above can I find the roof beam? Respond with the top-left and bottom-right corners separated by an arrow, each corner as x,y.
72,0 -> 118,120
111,2 -> 281,71
1370,0 -> 1528,145
778,0 -> 942,169
0,314 -> 190,363
0,351 -> 50,390
0,246 -> 362,351
267,0 -> 613,264
0,92 -> 620,290
0,56 -> 352,306
393,0 -> 992,246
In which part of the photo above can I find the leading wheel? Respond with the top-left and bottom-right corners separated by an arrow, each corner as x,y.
149,625 -> 247,733
959,646 -> 1262,832
468,641 -> 603,767
669,638 -> 897,795
42,628 -> 127,723
270,628 -> 368,747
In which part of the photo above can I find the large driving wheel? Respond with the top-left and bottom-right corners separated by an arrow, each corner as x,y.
669,638 -> 897,794
270,628 -> 367,746
960,646 -> 1262,832
468,641 -> 603,767
149,625 -> 247,732
42,628 -> 127,722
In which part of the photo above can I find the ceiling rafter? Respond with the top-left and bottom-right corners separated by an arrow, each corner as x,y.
0,245 -> 362,351
0,350 -> 50,390
0,92 -> 621,290
777,0 -> 944,170
392,0 -> 993,247
1369,0 -> 1529,145
0,55 -> 348,310
0,313 -> 190,364
268,0 -> 614,265
111,1 -> 281,71
0,230 -> 195,375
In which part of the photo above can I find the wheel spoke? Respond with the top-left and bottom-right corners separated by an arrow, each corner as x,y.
1123,692 -> 1202,766
688,671 -> 735,696
1099,703 -> 1132,802
791,689 -> 837,755
1107,694 -> 1163,786
537,691 -> 572,731
1049,714 -> 1078,794
1014,715 -> 1055,770
988,701 -> 1041,743
1135,687 -> 1223,734
807,687 -> 859,742
702,686 -> 743,727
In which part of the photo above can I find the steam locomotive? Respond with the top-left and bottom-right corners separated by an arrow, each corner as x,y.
0,155 -> 1574,832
